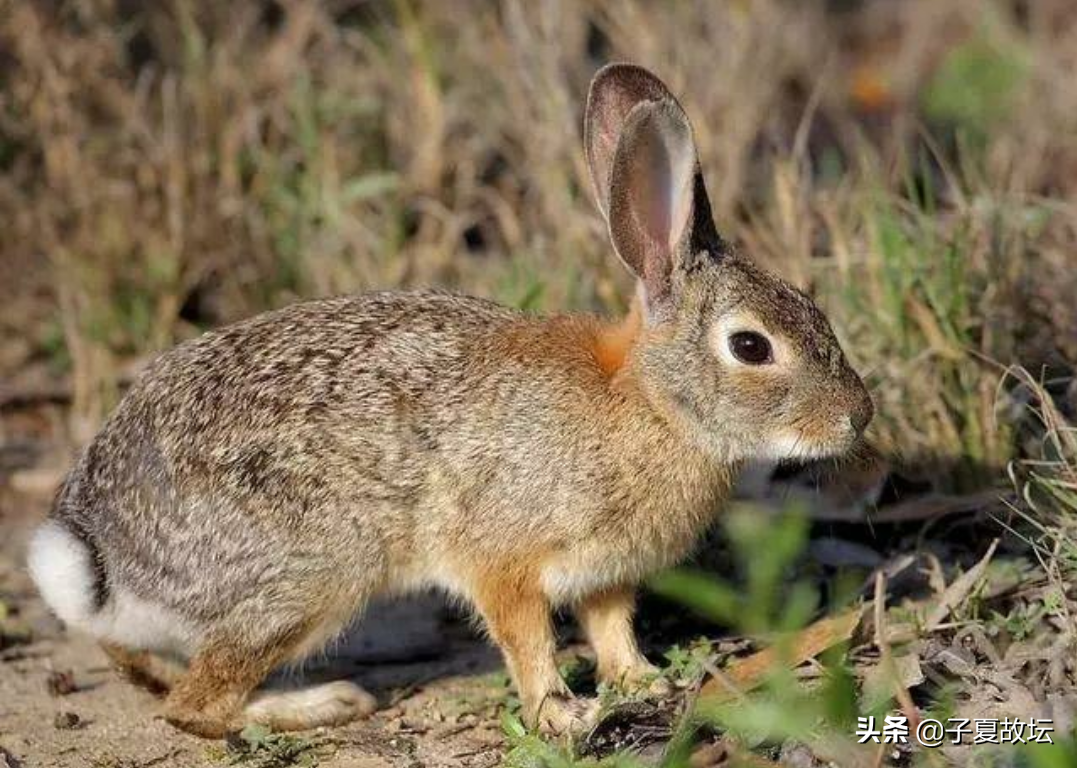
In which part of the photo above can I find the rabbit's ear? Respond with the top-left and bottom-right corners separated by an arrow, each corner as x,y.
585,64 -> 678,219
606,97 -> 706,317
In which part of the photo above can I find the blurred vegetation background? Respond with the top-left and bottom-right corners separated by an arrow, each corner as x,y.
1,0 -> 1075,483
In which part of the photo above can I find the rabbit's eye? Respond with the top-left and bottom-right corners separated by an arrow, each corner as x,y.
728,331 -> 773,365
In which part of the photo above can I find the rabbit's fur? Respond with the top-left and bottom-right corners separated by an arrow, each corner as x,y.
28,65 -> 872,738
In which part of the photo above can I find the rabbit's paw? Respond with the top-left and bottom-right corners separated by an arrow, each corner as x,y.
614,662 -> 673,697
244,681 -> 377,731
535,693 -> 601,738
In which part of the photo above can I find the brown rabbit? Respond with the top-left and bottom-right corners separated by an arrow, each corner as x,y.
27,64 -> 872,738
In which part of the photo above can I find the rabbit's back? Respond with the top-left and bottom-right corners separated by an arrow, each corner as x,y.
85,289 -> 521,524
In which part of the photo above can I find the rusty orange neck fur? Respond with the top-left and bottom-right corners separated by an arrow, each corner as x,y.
592,297 -> 644,377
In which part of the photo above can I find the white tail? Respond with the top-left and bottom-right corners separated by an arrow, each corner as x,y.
27,521 -> 99,628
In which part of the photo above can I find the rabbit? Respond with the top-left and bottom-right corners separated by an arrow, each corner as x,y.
26,63 -> 873,739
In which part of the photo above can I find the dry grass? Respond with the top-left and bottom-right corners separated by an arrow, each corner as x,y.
1,0 -> 1075,471
1006,368 -> 1077,580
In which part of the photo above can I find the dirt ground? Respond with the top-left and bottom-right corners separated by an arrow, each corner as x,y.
0,461 -> 532,768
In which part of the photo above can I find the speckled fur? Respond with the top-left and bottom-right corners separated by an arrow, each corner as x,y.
28,64 -> 872,738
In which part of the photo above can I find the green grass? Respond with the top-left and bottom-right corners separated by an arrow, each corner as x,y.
209,724 -> 324,768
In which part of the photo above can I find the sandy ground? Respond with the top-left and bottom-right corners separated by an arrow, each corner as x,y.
0,483 -> 535,768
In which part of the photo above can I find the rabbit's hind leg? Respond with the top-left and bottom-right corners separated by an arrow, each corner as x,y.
163,630 -> 304,738
101,642 -> 185,696
163,610 -> 376,736
238,605 -> 378,731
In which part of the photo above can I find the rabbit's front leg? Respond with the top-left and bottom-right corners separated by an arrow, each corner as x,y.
577,587 -> 670,696
473,577 -> 599,736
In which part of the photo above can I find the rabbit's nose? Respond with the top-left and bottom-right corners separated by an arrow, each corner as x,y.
850,391 -> 874,436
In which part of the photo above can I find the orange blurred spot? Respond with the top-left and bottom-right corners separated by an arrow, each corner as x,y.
850,66 -> 894,113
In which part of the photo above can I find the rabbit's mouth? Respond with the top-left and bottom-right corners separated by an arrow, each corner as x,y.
765,420 -> 860,462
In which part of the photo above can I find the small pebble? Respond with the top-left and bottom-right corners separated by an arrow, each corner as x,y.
54,711 -> 81,730
779,740 -> 821,768
46,669 -> 77,696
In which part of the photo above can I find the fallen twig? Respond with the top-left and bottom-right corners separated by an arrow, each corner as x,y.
698,605 -> 864,701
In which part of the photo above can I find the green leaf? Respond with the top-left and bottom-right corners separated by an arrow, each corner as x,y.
501,710 -> 527,740
238,722 -> 271,746
341,172 -> 401,203
1024,740 -> 1077,768
648,569 -> 740,624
